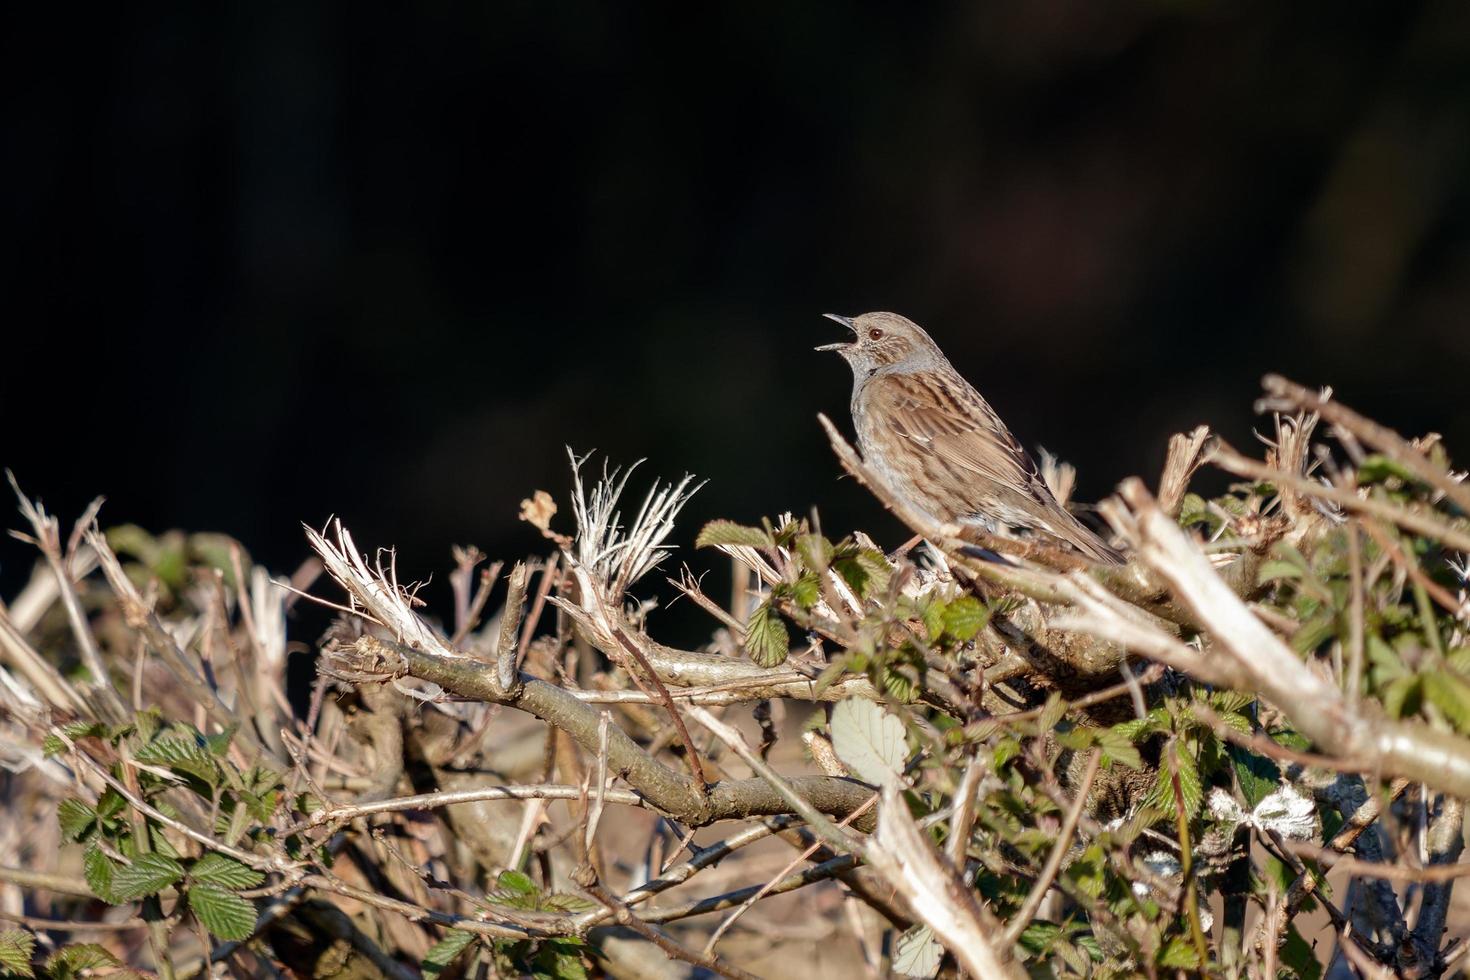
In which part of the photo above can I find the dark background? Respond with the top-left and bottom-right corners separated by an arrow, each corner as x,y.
4,3 -> 1470,636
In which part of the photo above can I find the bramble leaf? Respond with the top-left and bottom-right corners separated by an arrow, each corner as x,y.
742,601 -> 790,668
112,853 -> 185,900
830,698 -> 906,787
186,883 -> 257,940
423,929 -> 477,977
695,521 -> 770,549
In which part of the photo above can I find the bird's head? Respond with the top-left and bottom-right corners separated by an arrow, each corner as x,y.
816,311 -> 942,375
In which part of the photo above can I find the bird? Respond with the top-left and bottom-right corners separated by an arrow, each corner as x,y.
817,311 -> 1123,564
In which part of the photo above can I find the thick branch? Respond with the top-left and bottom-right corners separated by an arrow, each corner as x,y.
334,635 -> 876,830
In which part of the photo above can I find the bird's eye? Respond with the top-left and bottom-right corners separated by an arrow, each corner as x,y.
868,328 -> 884,340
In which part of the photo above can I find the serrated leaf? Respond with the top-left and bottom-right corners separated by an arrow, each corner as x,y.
57,799 -> 96,843
135,735 -> 220,787
1017,920 -> 1062,957
1146,744 -> 1203,817
112,852 -> 185,900
892,924 -> 941,978
695,520 -> 770,549
422,929 -> 477,977
1156,935 -> 1200,969
496,870 -> 536,896
790,572 -> 822,610
45,944 -> 120,975
1093,728 -> 1144,770
879,665 -> 918,703
941,595 -> 989,641
1229,745 -> 1281,810
83,845 -> 123,905
829,698 -> 906,787
43,722 -> 105,758
539,892 -> 596,913
742,601 -> 789,668
189,854 -> 264,890
186,883 -> 258,940
0,930 -> 34,978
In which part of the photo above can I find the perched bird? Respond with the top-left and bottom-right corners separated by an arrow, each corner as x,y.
818,311 -> 1123,564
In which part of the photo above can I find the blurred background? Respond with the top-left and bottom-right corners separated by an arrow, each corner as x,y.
4,2 -> 1469,638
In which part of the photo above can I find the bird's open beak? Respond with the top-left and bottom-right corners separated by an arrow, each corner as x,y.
815,313 -> 856,352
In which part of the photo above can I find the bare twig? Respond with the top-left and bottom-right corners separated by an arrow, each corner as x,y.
1258,375 -> 1470,517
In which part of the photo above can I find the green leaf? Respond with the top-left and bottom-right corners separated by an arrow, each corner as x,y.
1093,728 -> 1144,770
1357,455 -> 1418,485
189,854 -> 264,890
135,735 -> 220,787
1016,920 -> 1062,957
496,870 -> 537,896
203,725 -> 237,757
941,595 -> 989,641
1257,560 -> 1306,585
833,550 -> 892,599
695,520 -> 770,549
1277,923 -> 1324,980
879,664 -> 919,703
532,938 -> 588,980
918,597 -> 945,641
790,572 -> 822,610
83,845 -> 123,905
186,883 -> 258,940
829,697 -> 906,787
1156,935 -> 1201,969
56,799 -> 96,843
423,929 -> 478,977
112,852 -> 186,900
0,930 -> 34,978
1145,743 -> 1203,817
1065,844 -> 1109,899
1423,670 -> 1470,733
95,788 -> 127,821
892,924 -> 942,978
1229,745 -> 1281,810
539,892 -> 596,913
42,722 -> 106,758
742,601 -> 790,668
1111,707 -> 1168,743
1036,692 -> 1068,733
1382,674 -> 1423,720
44,944 -> 119,977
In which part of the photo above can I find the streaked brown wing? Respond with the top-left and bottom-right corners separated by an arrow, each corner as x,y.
867,372 -> 1041,493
